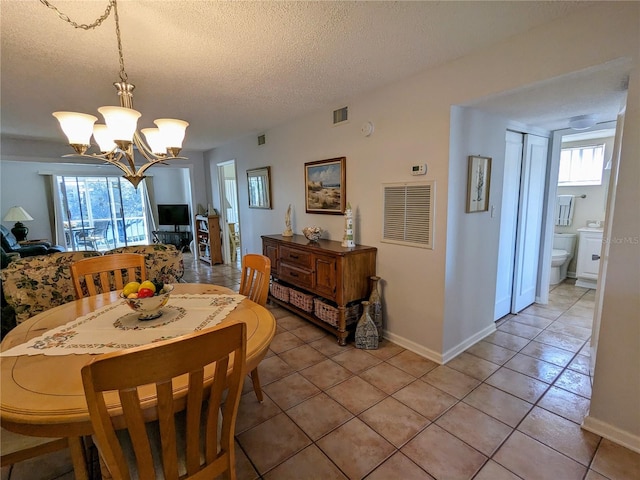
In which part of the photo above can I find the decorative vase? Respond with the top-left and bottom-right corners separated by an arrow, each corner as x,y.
368,276 -> 383,340
355,301 -> 378,350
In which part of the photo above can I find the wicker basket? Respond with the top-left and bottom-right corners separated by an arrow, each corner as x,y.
313,298 -> 361,328
289,288 -> 315,312
270,281 -> 290,302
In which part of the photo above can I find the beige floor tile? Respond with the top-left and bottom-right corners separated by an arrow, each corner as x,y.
584,469 -> 609,480
359,396 -> 430,447
547,292 -> 581,306
262,372 -> 321,410
234,439 -> 260,480
567,353 -> 591,375
591,438 -> 640,480
308,336 -> 351,357
493,431 -> 586,480
4,448 -> 73,480
366,339 -> 406,360
299,358 -> 353,389
277,314 -> 312,331
268,331 -> 305,353
545,321 -> 592,341
554,369 -> 592,399
520,304 -> 565,320
392,379 -> 458,420
555,313 -> 594,330
484,330 -> 531,351
402,424 -> 487,479
535,330 -> 586,353
422,365 -> 481,399
326,375 -> 387,414
465,341 -> 517,365
565,304 -> 597,319
473,460 -> 521,479
237,413 -> 311,474
485,367 -> 549,403
497,320 -> 544,339
256,354 -> 295,385
278,344 -> 327,371
463,383 -> 533,427
436,402 -> 512,456
518,407 -> 599,465
359,361 -> 415,394
317,418 -> 395,480
386,349 -> 439,377
235,391 -> 282,433
286,393 -> 353,441
366,452 -> 435,480
263,445 -> 347,480
537,386 -> 591,425
289,323 -> 328,343
504,353 -> 563,384
519,341 -> 575,367
331,347 -> 382,373
510,313 -> 554,329
446,351 -> 500,380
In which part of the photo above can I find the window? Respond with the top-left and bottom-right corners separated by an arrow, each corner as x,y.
56,176 -> 153,251
558,144 -> 605,186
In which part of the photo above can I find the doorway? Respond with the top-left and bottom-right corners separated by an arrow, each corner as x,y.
216,161 -> 241,264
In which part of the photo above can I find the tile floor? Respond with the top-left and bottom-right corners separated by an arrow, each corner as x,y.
3,254 -> 639,479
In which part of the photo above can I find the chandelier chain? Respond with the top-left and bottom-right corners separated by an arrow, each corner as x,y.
39,0 -> 114,30
40,0 -> 128,82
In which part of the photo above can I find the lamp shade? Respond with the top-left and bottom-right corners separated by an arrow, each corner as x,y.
53,112 -> 98,146
154,119 -> 189,148
141,128 -> 167,155
98,106 -> 141,142
3,206 -> 34,222
93,124 -> 117,153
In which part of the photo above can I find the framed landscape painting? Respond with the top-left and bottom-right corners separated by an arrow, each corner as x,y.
304,157 -> 346,214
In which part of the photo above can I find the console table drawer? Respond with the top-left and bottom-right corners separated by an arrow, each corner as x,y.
279,263 -> 314,288
280,246 -> 312,268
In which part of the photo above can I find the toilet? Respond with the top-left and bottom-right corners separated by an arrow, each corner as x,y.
550,233 -> 577,285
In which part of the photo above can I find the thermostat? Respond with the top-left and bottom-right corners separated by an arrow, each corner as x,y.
411,164 -> 427,176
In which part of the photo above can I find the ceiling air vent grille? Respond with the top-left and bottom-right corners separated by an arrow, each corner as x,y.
333,106 -> 348,125
382,181 -> 434,249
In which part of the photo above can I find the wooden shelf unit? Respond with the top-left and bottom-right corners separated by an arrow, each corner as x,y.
262,234 -> 377,345
195,214 -> 223,265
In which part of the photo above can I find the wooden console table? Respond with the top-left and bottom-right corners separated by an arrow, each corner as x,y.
262,234 -> 377,345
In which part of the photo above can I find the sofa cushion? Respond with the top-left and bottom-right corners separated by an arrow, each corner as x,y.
0,251 -> 101,323
104,244 -> 184,284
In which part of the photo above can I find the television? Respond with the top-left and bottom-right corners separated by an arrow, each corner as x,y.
157,204 -> 190,231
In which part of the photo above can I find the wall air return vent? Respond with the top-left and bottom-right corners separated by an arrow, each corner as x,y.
257,134 -> 266,145
382,181 -> 434,249
333,106 -> 348,125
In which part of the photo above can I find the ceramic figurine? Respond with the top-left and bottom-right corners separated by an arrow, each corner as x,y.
283,204 -> 293,237
341,202 -> 355,247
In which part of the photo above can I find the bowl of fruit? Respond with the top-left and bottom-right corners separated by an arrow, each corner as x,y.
121,280 -> 174,320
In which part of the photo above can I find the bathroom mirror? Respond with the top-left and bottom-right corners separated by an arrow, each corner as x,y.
247,166 -> 272,209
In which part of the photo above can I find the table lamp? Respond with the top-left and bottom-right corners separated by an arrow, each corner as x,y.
3,206 -> 34,242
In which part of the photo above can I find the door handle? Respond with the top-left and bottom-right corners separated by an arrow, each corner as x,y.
592,254 -> 601,261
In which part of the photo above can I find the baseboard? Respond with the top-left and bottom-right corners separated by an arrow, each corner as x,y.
441,323 -> 497,364
383,331 -> 443,364
582,415 -> 640,453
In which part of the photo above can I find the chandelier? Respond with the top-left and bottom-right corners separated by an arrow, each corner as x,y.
43,0 -> 189,188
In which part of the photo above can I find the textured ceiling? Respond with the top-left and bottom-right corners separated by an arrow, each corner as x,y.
0,1 -> 625,151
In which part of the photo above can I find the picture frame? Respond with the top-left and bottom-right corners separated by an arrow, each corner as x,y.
304,157 -> 346,214
466,155 -> 491,213
247,166 -> 272,209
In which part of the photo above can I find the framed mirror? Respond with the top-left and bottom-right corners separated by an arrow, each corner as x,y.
247,166 -> 272,209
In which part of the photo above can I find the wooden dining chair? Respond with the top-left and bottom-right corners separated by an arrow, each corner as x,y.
1,428 -> 68,469
238,254 -> 271,401
81,321 -> 247,480
70,253 -> 146,298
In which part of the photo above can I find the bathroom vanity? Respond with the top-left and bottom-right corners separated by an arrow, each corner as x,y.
575,227 -> 604,289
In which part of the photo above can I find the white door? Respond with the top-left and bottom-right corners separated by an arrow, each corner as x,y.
494,131 -> 524,320
512,134 -> 549,312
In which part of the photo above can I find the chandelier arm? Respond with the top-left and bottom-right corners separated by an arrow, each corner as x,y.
132,132 -> 161,163
39,0 -> 114,31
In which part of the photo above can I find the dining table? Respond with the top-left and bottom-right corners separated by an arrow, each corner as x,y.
0,283 -> 276,479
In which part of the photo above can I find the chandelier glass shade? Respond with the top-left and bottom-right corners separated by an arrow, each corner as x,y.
44,0 -> 189,188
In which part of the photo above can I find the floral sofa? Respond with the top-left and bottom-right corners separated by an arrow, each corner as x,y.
1,244 -> 184,325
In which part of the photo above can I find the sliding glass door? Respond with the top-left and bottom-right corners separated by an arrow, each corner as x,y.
57,176 -> 152,251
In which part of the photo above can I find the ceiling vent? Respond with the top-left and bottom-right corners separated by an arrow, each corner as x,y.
382,181 -> 434,249
333,106 -> 348,125
258,134 -> 266,145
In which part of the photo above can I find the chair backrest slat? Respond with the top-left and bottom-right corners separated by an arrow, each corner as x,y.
70,253 -> 147,298
81,322 -> 247,480
239,254 -> 271,306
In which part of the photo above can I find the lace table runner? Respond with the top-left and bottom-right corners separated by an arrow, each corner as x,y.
1,294 -> 245,356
